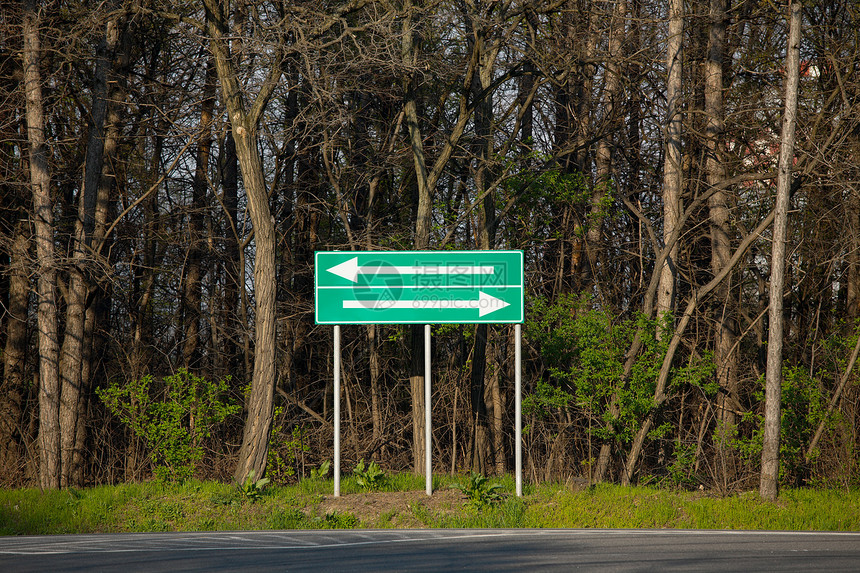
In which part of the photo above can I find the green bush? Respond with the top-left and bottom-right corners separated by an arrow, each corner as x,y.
266,410 -> 311,482
731,365 -> 829,486
323,511 -> 360,529
309,460 -> 331,480
353,459 -> 386,491
98,369 -> 240,482
237,469 -> 270,502
524,294 -> 674,445
458,473 -> 504,509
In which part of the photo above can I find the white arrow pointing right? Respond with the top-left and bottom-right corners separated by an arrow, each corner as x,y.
342,291 -> 510,317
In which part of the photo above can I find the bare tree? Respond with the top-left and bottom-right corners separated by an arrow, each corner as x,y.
23,0 -> 61,489
761,0 -> 801,502
657,0 -> 684,326
1,226 -> 29,482
203,0 -> 282,483
704,0 -> 738,487
399,0 -> 480,473
59,12 -> 123,488
182,56 -> 216,370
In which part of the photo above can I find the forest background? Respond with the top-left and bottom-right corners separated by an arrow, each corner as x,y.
2,0 -> 859,500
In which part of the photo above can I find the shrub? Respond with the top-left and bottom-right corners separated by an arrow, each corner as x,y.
524,294 -> 674,445
353,459 -> 386,491
458,473 -> 504,509
237,469 -> 270,502
98,369 -> 240,482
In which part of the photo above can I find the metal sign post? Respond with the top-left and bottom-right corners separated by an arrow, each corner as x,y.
333,325 -> 341,497
515,323 -> 522,497
425,324 -> 432,496
316,251 -> 524,498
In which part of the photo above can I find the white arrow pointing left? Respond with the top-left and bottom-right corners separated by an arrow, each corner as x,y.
343,291 -> 510,317
328,257 -> 495,283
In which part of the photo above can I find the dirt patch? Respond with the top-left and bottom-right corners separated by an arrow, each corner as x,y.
312,488 -> 466,527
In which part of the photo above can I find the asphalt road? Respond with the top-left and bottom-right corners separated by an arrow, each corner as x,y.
2,529 -> 859,572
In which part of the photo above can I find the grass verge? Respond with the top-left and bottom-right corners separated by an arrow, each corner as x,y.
0,476 -> 858,535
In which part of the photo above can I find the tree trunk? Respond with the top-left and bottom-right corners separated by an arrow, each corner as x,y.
400,0 -> 480,474
131,126 -> 163,385
220,130 -> 243,377
24,0 -> 61,489
0,227 -> 29,483
761,0 -> 801,502
491,340 -> 504,476
409,332 -> 427,475
204,0 -> 281,483
589,0 -> 626,284
705,0 -> 737,487
466,14 -> 499,475
848,187 -> 860,319
593,0 -> 636,483
59,15 -> 122,487
617,0 -> 685,485
228,127 -> 278,483
59,227 -> 88,488
75,31 -> 127,485
364,185 -> 383,447
469,324 -> 491,475
403,1 -> 429,475
368,323 -> 383,446
656,0 -> 684,326
183,56 -> 216,370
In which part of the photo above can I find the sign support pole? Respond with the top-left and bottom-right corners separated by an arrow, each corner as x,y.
515,323 -> 522,497
334,325 -> 341,497
317,251 -> 524,498
425,324 -> 432,496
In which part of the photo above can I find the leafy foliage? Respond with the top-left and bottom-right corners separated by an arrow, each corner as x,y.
322,511 -> 360,529
310,460 -> 331,481
237,469 -> 271,503
731,365 -> 829,485
457,473 -> 505,509
266,411 -> 311,483
662,443 -> 699,489
353,459 -> 386,491
97,369 -> 240,483
524,294 -> 674,444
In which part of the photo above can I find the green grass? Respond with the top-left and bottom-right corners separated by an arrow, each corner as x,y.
523,483 -> 860,530
1,477 -> 858,535
333,471 -> 457,495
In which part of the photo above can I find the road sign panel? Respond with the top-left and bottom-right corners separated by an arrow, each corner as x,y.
315,250 -> 524,324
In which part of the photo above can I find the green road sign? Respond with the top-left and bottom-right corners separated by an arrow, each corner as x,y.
315,250 -> 524,324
